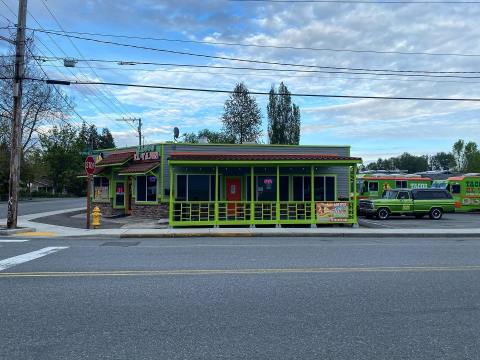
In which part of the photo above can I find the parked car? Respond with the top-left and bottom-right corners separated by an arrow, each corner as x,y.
358,188 -> 457,220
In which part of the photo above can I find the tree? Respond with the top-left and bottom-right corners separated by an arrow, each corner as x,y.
39,124 -> 83,194
99,128 -> 115,149
366,152 -> 428,173
182,128 -> 235,144
222,83 -> 262,144
267,82 -> 301,145
0,37 -> 73,153
429,152 -> 456,171
451,139 -> 480,172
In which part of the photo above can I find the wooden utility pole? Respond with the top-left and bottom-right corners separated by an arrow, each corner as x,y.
7,0 -> 28,229
116,117 -> 142,147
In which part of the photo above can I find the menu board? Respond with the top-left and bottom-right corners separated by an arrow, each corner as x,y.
316,202 -> 349,223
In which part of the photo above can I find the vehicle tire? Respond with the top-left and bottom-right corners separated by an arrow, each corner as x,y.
429,208 -> 443,220
377,208 -> 390,220
415,214 -> 425,219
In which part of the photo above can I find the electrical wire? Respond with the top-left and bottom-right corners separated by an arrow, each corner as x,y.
36,63 -> 480,84
39,0 -> 137,121
32,29 -> 480,75
25,77 -> 480,102
33,56 -> 480,79
17,26 -> 480,58
230,0 -> 480,4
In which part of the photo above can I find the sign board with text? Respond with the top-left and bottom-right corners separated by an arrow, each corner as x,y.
316,201 -> 349,223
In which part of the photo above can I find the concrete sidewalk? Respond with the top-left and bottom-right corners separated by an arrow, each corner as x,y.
1,207 -> 479,238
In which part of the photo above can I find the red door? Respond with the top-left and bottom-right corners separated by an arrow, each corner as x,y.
226,177 -> 241,215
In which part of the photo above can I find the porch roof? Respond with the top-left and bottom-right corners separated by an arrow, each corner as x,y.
97,151 -> 135,167
168,152 -> 361,164
118,161 -> 160,175
77,167 -> 106,178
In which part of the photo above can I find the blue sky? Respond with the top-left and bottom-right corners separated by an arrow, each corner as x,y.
1,0 -> 480,162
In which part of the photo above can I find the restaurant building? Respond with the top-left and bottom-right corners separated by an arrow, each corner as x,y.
90,143 -> 361,227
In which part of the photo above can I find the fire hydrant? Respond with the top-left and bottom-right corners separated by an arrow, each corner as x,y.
92,206 -> 101,229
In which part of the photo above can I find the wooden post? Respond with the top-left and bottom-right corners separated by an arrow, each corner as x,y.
86,175 -> 91,229
6,0 -> 28,229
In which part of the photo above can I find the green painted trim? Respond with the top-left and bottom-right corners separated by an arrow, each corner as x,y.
160,144 -> 165,202
169,160 -> 361,166
169,165 -> 173,224
250,167 -> 254,225
353,164 -> 358,224
276,166 -> 280,222
310,165 -> 315,225
215,166 -> 219,225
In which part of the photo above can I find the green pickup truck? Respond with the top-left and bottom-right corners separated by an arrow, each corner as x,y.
358,188 -> 457,220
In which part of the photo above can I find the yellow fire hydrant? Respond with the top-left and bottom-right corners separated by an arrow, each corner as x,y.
92,206 -> 101,229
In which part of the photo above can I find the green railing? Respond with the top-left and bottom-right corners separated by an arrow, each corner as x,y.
218,201 -> 251,223
279,202 -> 312,223
171,201 -> 355,226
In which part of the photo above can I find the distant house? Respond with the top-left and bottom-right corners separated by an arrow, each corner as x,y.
28,177 -> 54,194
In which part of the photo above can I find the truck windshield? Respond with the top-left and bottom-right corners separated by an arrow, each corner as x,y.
431,181 -> 448,189
382,190 -> 398,199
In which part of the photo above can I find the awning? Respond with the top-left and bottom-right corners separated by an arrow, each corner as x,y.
77,167 -> 106,178
118,161 -> 161,175
96,151 -> 134,167
168,152 -> 361,163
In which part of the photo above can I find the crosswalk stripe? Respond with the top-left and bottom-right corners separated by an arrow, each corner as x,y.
0,247 -> 68,271
0,239 -> 29,243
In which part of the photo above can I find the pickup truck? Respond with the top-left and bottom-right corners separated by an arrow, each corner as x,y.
358,188 -> 457,220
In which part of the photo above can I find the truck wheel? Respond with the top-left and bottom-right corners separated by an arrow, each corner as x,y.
429,208 -> 443,220
377,208 -> 390,220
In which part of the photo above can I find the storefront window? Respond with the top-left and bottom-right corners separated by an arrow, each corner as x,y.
93,177 -> 109,200
257,176 -> 276,201
188,175 -> 211,201
136,175 -> 157,202
176,175 -> 213,201
115,182 -> 125,206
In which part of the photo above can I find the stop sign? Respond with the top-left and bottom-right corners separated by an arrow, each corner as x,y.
85,155 -> 96,175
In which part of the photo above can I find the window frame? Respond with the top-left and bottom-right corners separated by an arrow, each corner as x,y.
136,174 -> 158,203
93,176 -> 110,201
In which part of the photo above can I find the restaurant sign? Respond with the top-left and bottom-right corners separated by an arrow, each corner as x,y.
134,144 -> 159,161
316,201 -> 349,223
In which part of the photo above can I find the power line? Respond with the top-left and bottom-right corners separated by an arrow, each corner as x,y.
31,77 -> 480,101
32,29 -> 480,75
36,63 -> 480,84
230,0 -> 480,4
0,0 -> 16,17
27,12 -> 132,122
39,0 -> 136,120
34,56 -> 480,79
18,26 -> 480,58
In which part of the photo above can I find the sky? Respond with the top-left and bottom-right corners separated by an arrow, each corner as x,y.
1,0 -> 480,162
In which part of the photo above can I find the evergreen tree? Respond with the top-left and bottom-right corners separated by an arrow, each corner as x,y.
98,128 -> 115,149
222,83 -> 262,144
267,82 -> 301,145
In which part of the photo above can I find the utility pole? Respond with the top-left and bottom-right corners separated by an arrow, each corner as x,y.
116,117 -> 142,147
7,0 -> 28,229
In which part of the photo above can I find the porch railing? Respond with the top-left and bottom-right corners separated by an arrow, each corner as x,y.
171,200 -> 356,226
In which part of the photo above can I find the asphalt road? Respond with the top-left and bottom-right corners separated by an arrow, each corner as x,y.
359,212 -> 480,229
0,197 -> 85,219
1,236 -> 480,359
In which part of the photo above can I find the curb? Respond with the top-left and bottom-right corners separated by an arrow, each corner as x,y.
0,227 -> 36,236
119,231 -> 480,239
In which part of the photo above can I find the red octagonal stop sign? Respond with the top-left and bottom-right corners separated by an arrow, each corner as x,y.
85,155 -> 96,175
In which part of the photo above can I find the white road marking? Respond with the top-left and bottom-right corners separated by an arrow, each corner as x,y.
0,239 -> 29,243
0,247 -> 68,271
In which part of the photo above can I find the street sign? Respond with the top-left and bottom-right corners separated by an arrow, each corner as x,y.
85,155 -> 96,175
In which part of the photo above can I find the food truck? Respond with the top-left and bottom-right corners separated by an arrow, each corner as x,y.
431,174 -> 480,212
356,174 -> 432,199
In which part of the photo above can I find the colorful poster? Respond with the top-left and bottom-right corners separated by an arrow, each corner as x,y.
316,202 -> 349,223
